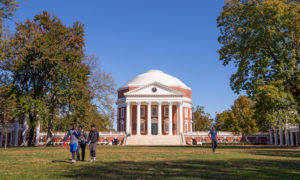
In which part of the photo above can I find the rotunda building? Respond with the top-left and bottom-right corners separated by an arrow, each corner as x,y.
116,70 -> 193,138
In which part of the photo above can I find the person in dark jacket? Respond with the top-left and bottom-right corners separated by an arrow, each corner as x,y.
87,124 -> 99,162
63,123 -> 80,163
208,127 -> 218,153
76,125 -> 87,161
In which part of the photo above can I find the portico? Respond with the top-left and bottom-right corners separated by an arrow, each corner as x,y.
117,70 -> 193,143
124,100 -> 184,135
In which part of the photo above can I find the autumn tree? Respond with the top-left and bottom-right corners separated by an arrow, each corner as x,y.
193,106 -> 212,131
0,0 -> 18,123
228,96 -> 258,135
253,84 -> 299,130
215,110 -> 231,131
5,11 -> 90,145
217,0 -> 300,133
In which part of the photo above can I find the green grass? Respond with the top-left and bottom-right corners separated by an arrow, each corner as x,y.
0,145 -> 300,180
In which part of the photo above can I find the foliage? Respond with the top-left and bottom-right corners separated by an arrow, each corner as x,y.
253,84 -> 300,129
215,96 -> 258,135
215,110 -> 231,131
193,106 -> 212,131
228,96 -> 258,135
217,0 -> 300,130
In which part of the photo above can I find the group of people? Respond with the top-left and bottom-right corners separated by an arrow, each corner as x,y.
63,123 -> 99,163
63,124 -> 218,164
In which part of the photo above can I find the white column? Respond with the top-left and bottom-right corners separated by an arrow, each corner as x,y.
35,120 -> 40,146
126,102 -> 130,134
136,101 -> 141,135
290,131 -> 294,146
279,129 -> 284,146
147,102 -> 151,135
269,129 -> 273,145
274,129 -> 278,145
285,129 -> 289,146
179,101 -> 183,134
168,102 -> 173,135
158,102 -> 162,135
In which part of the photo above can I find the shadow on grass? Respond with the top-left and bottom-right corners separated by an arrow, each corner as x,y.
52,159 -> 72,164
244,149 -> 300,158
60,158 -> 300,180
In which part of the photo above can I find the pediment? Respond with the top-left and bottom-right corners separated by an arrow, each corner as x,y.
124,82 -> 185,97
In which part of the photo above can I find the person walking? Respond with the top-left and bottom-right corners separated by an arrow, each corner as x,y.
76,125 -> 87,161
87,124 -> 99,162
208,127 -> 218,153
63,123 -> 80,163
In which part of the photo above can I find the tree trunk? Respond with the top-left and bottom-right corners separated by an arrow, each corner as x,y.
46,106 -> 55,146
27,114 -> 35,146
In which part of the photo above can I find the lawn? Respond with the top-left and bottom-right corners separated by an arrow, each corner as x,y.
0,145 -> 300,180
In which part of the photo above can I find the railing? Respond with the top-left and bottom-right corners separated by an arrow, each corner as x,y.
180,132 -> 186,145
123,133 -> 129,145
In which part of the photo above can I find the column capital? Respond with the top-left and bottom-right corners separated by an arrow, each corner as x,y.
157,101 -> 162,106
147,101 -> 152,105
136,101 -> 141,105
168,101 -> 173,105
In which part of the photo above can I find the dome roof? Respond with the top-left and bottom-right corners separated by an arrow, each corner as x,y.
121,70 -> 191,90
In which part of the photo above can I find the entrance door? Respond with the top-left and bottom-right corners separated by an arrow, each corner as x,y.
152,123 -> 158,135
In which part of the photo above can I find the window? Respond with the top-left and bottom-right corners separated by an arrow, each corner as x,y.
140,119 -> 145,133
185,121 -> 188,133
152,106 -> 157,116
185,108 -> 189,118
121,108 -> 125,118
164,119 -> 169,133
140,106 -> 145,117
120,120 -> 124,132
164,106 -> 169,117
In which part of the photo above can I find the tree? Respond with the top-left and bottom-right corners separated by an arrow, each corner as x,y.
215,110 -> 231,131
84,54 -> 116,130
0,0 -> 18,123
5,11 -> 90,145
228,96 -> 258,135
253,84 -> 300,130
217,0 -> 300,133
193,106 -> 212,131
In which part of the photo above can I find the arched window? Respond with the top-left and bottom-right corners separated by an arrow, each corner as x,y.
164,119 -> 169,133
102,139 -> 109,145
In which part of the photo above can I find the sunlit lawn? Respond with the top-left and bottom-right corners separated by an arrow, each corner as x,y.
0,145 -> 300,180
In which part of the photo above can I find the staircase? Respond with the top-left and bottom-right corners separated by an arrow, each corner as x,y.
125,135 -> 183,146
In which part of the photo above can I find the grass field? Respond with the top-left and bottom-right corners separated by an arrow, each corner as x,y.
0,145 -> 300,180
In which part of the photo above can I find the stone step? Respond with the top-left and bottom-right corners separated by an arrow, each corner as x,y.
125,135 -> 183,146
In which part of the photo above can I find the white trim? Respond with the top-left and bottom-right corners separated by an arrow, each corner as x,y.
185,107 -> 189,118
124,82 -> 185,97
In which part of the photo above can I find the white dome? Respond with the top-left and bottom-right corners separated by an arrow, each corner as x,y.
121,70 -> 191,90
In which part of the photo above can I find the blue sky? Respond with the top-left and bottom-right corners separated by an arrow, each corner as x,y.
8,0 -> 241,119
